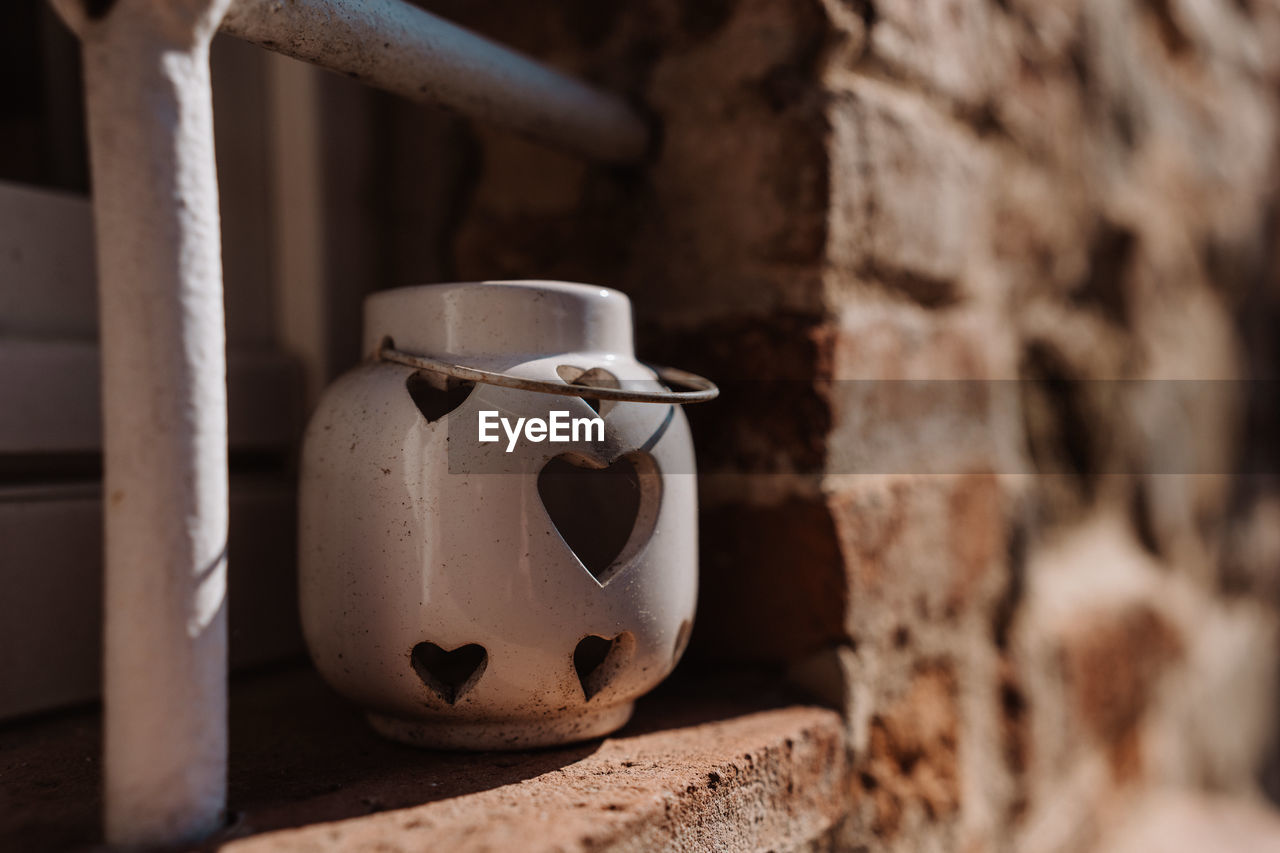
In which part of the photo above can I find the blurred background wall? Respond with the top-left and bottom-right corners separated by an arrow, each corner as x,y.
401,1 -> 1280,849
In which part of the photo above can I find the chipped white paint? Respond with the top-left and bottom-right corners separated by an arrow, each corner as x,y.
221,0 -> 650,163
49,0 -> 232,845
300,282 -> 698,749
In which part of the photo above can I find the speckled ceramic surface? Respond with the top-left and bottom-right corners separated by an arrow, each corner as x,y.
299,281 -> 698,749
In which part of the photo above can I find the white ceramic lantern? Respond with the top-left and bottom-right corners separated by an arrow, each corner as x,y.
299,281 -> 716,749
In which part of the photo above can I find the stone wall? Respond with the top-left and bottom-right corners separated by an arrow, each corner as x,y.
408,0 -> 1280,849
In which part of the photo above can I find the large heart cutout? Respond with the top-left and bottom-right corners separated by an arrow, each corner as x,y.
537,451 -> 661,585
411,641 -> 487,705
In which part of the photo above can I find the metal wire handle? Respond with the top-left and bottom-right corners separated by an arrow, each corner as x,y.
378,345 -> 720,404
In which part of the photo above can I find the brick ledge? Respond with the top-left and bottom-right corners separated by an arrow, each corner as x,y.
1,667 -> 850,852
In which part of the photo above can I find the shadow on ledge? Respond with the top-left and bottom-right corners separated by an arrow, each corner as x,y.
0,660 -> 836,851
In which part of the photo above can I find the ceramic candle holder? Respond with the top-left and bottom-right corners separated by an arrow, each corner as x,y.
299,281 -> 706,749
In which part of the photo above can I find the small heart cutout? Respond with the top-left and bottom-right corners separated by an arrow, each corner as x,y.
537,451 -> 661,585
406,370 -> 474,422
557,364 -> 621,416
411,642 -> 487,705
574,632 -> 635,701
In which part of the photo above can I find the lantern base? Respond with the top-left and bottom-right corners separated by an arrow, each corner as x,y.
366,703 -> 635,750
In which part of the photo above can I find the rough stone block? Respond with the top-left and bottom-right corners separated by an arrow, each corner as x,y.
827,303 -> 1021,479
830,473 -> 1007,654
863,0 -> 1016,108
853,664 -> 961,839
829,80 -> 991,305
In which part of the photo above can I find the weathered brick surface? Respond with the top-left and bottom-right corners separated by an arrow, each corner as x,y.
828,80 -> 993,304
1062,603 -> 1185,780
436,0 -> 832,324
419,0 -> 1280,848
1010,514 -> 1279,851
859,0 -> 1016,109
854,664 -> 961,839
0,668 -> 853,853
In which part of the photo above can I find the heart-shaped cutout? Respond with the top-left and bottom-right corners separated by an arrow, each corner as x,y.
557,364 -> 620,416
411,642 -> 487,705
406,369 -> 474,422
537,451 -> 661,585
574,632 -> 635,700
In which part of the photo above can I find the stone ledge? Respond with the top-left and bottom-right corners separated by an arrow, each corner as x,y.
1,666 -> 850,852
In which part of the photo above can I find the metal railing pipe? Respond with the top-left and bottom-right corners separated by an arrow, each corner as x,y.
221,0 -> 650,163
49,0 -> 233,844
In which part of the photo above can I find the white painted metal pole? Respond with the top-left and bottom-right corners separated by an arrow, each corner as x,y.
221,0 -> 650,164
49,0 -> 233,845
